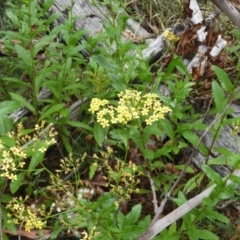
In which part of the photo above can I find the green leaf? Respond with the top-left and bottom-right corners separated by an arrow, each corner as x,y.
129,127 -> 145,152
151,161 -> 165,170
228,174 -> 240,183
91,53 -> 119,72
1,194 -> 12,203
34,74 -> 45,97
0,100 -> 21,115
160,118 -> 174,139
43,80 -> 59,99
4,77 -> 31,87
154,146 -> 172,159
115,226 -> 144,240
65,120 -> 92,131
10,172 -> 25,194
182,130 -> 199,146
212,147 -> 233,157
228,153 -> 240,168
28,148 -> 45,174
117,211 -> 125,228
6,10 -> 19,25
195,229 -> 219,240
1,135 -> 15,147
138,189 -> 151,194
212,81 -> 226,113
61,134 -> 72,153
110,129 -> 129,149
93,122 -> 105,147
67,44 -> 86,56
15,44 -> 33,67
208,156 -> 230,166
108,72 -> 126,92
212,65 -> 233,91
65,57 -> 72,70
168,222 -> 177,234
125,204 -> 142,225
217,183 -> 237,199
33,34 -> 57,56
9,92 -> 35,113
204,208 -> 229,223
187,224 -> 198,240
142,122 -> 164,144
0,114 -> 13,135
173,191 -> 187,206
2,205 -> 17,234
39,103 -> 65,121
51,221 -> 62,239
156,232 -> 181,240
63,83 -> 86,91
89,162 -> 98,180
183,172 -> 204,194
201,165 -> 223,185
142,148 -> 154,161
175,165 -> 194,173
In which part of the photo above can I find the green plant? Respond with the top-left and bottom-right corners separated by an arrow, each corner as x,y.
1,0 -> 240,239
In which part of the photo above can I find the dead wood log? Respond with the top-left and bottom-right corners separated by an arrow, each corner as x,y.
193,103 -> 240,176
193,116 -> 238,177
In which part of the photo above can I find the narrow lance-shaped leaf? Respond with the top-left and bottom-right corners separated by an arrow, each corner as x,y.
212,65 -> 233,91
212,80 -> 227,113
93,122 -> 105,147
39,103 -> 65,121
201,164 -> 223,185
0,114 -> 13,135
9,93 -> 35,113
65,120 -> 92,131
15,44 -> 33,67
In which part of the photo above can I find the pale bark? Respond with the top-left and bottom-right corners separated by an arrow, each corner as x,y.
211,0 -> 240,29
137,170 -> 240,240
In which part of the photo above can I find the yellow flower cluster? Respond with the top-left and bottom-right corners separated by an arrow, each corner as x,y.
89,90 -> 171,127
0,138 -> 26,181
7,197 -> 46,231
0,122 -> 57,181
163,30 -> 179,42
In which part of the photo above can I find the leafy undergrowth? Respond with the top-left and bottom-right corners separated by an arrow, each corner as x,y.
0,0 -> 240,240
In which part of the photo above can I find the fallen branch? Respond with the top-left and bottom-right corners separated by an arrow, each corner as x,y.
138,169 -> 240,240
211,0 -> 240,29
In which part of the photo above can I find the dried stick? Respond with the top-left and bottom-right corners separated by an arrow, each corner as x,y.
147,172 -> 158,214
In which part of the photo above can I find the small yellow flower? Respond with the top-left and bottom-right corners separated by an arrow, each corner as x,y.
39,147 -> 47,153
89,98 -> 109,113
163,30 -> 179,42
